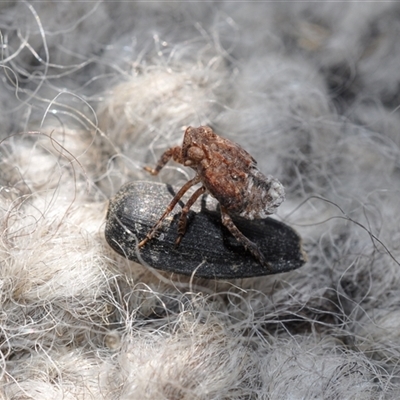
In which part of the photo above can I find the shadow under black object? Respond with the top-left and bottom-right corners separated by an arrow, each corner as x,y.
105,181 -> 307,279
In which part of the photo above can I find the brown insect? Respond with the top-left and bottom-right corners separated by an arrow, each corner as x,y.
139,126 -> 285,268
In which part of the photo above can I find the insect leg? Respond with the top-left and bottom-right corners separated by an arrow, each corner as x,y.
138,175 -> 201,247
220,207 -> 271,270
175,185 -> 206,246
144,146 -> 182,175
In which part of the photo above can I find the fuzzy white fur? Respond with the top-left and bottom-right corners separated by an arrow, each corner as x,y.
1,2 -> 400,399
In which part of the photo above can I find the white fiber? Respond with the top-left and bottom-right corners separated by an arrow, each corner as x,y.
1,2 -> 399,399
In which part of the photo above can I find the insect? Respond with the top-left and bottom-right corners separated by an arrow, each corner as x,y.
139,126 -> 285,268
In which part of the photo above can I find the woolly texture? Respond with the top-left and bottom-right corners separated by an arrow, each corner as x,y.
1,2 -> 400,399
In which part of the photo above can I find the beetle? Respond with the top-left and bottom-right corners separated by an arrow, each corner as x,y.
138,126 -> 285,269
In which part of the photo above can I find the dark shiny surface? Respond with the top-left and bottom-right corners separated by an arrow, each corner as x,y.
105,181 -> 307,278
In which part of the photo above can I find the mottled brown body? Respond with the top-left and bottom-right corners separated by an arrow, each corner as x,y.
139,126 -> 285,268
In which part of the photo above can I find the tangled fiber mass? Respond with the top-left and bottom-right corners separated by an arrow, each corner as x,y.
1,2 -> 400,399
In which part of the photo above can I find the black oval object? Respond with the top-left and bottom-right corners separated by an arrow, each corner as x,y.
105,181 -> 307,279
